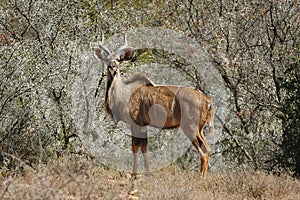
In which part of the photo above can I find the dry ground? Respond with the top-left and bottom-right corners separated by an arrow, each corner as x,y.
1,155 -> 299,200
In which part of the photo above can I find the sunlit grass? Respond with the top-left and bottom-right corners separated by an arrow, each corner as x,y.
1,155 -> 299,200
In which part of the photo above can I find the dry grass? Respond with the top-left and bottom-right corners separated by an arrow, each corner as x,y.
0,155 -> 299,200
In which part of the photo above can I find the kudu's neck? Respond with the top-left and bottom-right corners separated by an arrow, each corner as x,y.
104,69 -> 121,116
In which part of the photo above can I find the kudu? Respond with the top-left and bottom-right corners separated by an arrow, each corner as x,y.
93,44 -> 215,177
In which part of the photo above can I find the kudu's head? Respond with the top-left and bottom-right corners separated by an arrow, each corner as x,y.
93,44 -> 134,79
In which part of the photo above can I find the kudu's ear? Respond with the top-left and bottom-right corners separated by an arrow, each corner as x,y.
117,47 -> 134,62
93,44 -> 111,63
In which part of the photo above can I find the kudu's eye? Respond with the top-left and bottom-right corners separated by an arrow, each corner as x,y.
108,60 -> 118,69
108,66 -> 117,71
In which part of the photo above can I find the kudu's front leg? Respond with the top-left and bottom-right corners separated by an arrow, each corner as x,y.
131,125 -> 148,176
140,127 -> 149,172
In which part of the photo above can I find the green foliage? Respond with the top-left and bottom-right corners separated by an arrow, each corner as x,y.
278,53 -> 300,176
0,0 -> 299,176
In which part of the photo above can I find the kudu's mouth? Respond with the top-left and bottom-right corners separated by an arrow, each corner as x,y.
107,65 -> 117,77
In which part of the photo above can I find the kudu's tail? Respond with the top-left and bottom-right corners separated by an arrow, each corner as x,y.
207,103 -> 215,136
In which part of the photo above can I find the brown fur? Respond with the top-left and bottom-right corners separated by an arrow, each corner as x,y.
129,85 -> 181,128
94,45 -> 215,177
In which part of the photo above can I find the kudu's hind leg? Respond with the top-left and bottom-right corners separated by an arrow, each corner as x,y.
182,124 -> 210,177
131,125 -> 148,176
191,139 -> 207,177
197,128 -> 211,177
192,135 -> 210,177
